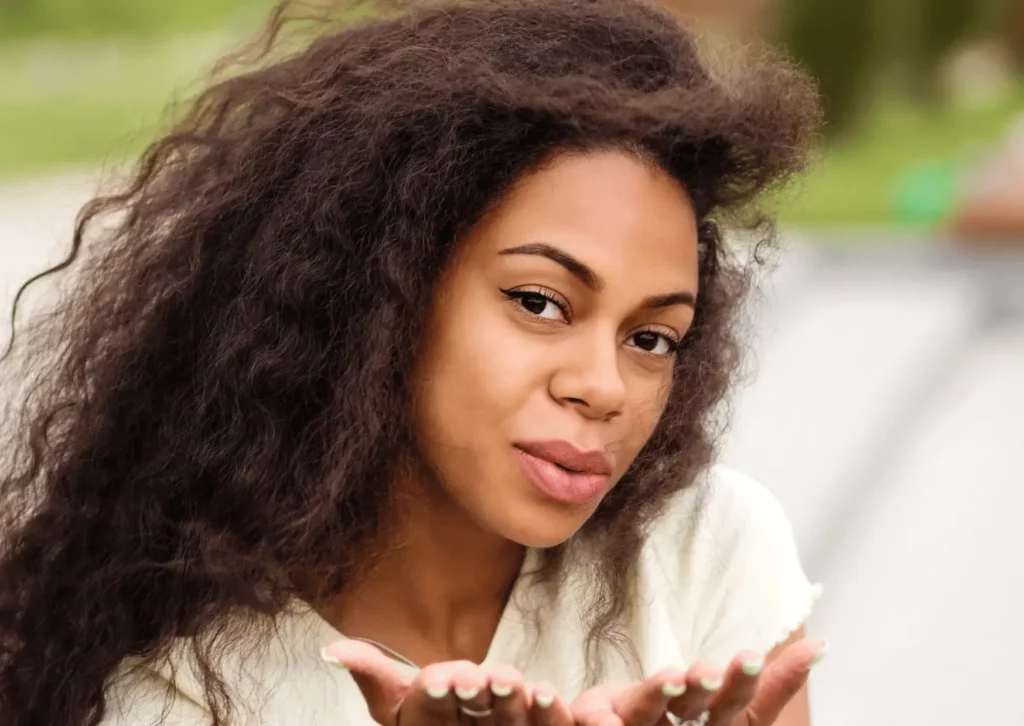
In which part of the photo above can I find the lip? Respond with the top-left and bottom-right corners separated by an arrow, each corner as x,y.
513,440 -> 612,505
515,440 -> 613,475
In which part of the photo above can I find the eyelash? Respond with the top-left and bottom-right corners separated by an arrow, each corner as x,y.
499,287 -> 682,357
632,328 -> 682,357
500,286 -> 571,321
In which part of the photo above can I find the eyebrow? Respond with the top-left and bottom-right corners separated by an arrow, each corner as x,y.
499,243 -> 601,289
498,242 -> 696,309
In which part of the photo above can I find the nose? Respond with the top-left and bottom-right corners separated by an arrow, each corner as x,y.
549,327 -> 626,421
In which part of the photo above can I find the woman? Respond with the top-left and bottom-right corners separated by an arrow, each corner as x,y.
0,0 -> 824,724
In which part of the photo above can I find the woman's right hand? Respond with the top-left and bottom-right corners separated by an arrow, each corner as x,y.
323,639 -> 576,726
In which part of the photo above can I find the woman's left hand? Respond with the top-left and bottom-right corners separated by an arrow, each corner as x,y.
571,637 -> 826,726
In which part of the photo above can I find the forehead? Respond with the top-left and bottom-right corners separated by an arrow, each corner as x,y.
466,150 -> 699,288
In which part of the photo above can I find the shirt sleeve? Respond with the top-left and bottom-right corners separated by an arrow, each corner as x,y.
688,467 -> 823,666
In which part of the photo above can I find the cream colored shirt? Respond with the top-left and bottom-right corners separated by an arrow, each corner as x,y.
102,466 -> 822,725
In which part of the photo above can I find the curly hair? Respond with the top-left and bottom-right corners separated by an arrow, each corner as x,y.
0,0 -> 819,723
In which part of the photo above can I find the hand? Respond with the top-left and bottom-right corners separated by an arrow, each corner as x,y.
323,638 -> 577,726
571,638 -> 826,726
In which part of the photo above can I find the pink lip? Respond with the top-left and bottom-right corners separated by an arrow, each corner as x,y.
513,440 -> 612,505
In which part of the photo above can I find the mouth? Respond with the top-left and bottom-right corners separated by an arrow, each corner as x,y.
513,440 -> 613,505
514,440 -> 613,475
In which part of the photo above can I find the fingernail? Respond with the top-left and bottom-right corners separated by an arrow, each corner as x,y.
808,641 -> 829,670
535,693 -> 554,709
426,684 -> 450,699
455,686 -> 480,701
742,654 -> 765,676
662,681 -> 687,697
320,647 -> 348,670
700,677 -> 724,691
491,682 -> 514,698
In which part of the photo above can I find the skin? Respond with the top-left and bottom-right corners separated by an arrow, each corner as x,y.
321,150 -> 821,726
411,148 -> 699,552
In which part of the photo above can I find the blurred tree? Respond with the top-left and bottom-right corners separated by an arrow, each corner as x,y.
777,0 -> 877,135
660,0 -> 776,41
1008,0 -> 1024,69
912,0 -> 988,101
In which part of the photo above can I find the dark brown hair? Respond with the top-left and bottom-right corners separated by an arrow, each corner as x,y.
0,0 -> 819,723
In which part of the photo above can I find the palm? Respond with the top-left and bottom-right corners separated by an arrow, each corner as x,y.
325,634 -> 824,726
570,636 -> 823,726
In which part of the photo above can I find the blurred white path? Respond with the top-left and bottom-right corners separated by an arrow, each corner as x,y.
723,240 -> 1024,724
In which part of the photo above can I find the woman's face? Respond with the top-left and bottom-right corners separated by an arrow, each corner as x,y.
412,149 -> 700,547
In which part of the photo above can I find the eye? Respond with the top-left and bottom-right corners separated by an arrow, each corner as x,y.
628,329 -> 679,357
500,287 -> 569,322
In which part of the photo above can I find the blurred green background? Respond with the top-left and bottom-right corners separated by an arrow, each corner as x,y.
1,0 -> 1022,228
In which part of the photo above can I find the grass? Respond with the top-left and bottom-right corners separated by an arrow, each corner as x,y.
1,35 -> 1022,227
781,89 -> 1024,228
0,0 -> 277,40
0,35 -> 241,173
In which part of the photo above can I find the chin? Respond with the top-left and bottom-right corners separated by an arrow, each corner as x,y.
497,505 -> 594,549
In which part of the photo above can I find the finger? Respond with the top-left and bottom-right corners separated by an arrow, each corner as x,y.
530,682 -> 575,726
705,652 -> 763,726
577,710 -> 622,726
612,668 -> 688,726
745,641 -> 827,726
664,662 -> 722,723
402,663 -> 460,726
489,665 -> 530,726
321,639 -> 407,726
451,662 -> 494,722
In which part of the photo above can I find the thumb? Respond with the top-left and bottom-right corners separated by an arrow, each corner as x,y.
745,640 -> 827,725
322,638 -> 409,726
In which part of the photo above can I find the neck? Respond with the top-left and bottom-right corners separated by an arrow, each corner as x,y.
322,474 -> 525,665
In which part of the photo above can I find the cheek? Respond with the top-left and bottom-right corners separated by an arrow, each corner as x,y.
621,375 -> 673,454
414,304 -> 543,446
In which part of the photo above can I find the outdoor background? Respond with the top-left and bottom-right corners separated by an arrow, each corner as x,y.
1,1 -> 1023,725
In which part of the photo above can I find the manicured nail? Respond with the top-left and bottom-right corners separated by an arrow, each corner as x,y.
808,641 -> 829,669
742,654 -> 765,676
491,682 -> 514,698
534,693 -> 554,709
455,686 -> 480,701
700,677 -> 724,691
662,681 -> 687,697
426,684 -> 450,699
320,647 -> 347,670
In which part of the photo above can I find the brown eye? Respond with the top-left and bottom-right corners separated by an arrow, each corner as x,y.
520,293 -> 551,316
629,330 -> 678,356
500,288 -> 569,322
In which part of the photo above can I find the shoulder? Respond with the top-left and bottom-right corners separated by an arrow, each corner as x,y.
100,608 -> 365,726
699,465 -> 800,551
646,465 -> 799,565
100,658 -> 209,726
644,465 -> 822,664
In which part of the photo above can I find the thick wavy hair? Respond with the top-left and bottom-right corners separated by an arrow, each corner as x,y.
0,0 -> 819,723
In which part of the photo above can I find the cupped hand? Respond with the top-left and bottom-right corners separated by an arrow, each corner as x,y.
322,636 -> 825,726
571,638 -> 826,726
322,639 -> 576,726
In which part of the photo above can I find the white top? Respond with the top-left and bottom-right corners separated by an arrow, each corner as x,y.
102,466 -> 822,725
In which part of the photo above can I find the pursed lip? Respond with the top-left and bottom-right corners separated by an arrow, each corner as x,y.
513,439 -> 613,476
